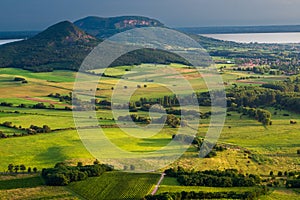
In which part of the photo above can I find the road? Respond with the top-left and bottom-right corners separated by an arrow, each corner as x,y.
151,173 -> 166,195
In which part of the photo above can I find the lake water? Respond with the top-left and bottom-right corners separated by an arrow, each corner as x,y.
201,32 -> 300,44
0,39 -> 23,45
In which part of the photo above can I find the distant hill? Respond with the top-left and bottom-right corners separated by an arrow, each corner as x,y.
0,16 -> 193,72
1,16 -> 254,72
0,21 -> 100,71
74,16 -> 164,38
177,25 -> 300,34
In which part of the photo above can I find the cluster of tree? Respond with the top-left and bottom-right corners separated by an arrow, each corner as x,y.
172,135 -> 226,158
118,114 -> 150,124
94,99 -> 112,110
262,76 -> 300,92
238,107 -> 272,126
1,101 -> 50,110
127,94 -> 211,110
236,76 -> 261,80
0,122 -> 52,138
227,86 -> 300,113
32,103 -> 51,109
286,178 -> 300,188
145,187 -> 269,200
27,125 -> 51,134
165,168 -> 260,187
118,114 -> 183,128
233,65 -> 271,75
0,102 -> 13,107
14,77 -> 28,83
0,100 -> 71,111
41,161 -> 113,186
7,164 -> 37,173
48,93 -> 72,103
130,96 -> 180,109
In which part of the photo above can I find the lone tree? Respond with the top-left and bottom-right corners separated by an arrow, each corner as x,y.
8,164 -> 14,173
14,165 -> 19,173
33,167 -> 38,173
27,167 -> 32,173
93,159 -> 100,165
130,165 -> 135,171
20,164 -> 26,173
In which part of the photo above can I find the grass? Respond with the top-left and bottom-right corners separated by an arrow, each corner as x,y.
68,171 -> 160,200
0,68 -> 76,82
0,176 -> 44,190
0,130 -> 93,170
0,175 -> 76,199
0,186 -> 76,200
0,67 -> 299,199
260,188 -> 300,200
168,109 -> 300,175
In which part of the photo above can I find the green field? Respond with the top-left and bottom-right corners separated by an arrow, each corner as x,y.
0,66 -> 299,199
0,130 -> 93,170
68,172 -> 160,200
0,175 -> 76,199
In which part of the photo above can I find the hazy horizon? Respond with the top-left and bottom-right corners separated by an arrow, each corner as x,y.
1,0 -> 300,31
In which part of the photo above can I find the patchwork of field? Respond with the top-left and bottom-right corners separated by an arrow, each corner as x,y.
0,65 -> 299,199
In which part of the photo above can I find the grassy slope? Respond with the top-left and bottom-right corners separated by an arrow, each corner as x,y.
171,109 -> 300,175
0,130 -> 93,170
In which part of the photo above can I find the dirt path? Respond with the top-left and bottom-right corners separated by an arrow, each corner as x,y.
151,173 -> 166,195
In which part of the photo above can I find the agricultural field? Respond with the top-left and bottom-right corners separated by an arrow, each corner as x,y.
67,172 -> 161,199
0,65 -> 299,199
0,174 -> 77,199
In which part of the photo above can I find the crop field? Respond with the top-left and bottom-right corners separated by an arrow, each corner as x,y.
67,172 -> 161,200
0,66 -> 299,199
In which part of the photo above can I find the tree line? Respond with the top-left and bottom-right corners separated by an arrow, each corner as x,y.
164,167 -> 261,187
42,161 -> 113,186
227,86 -> 300,114
0,121 -> 51,139
6,164 -> 38,174
0,101 -> 71,111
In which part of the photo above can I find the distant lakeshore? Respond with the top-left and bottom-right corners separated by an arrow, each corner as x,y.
0,39 -> 23,45
201,32 -> 300,44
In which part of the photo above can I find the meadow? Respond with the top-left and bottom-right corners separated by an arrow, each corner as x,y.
0,65 -> 299,199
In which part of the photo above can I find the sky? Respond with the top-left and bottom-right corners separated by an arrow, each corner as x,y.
1,0 -> 300,31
